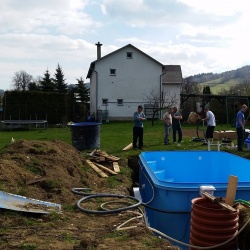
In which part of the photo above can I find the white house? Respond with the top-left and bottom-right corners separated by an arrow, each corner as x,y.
86,42 -> 183,121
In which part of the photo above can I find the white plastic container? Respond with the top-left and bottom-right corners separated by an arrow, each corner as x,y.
133,187 -> 142,201
199,185 -> 216,197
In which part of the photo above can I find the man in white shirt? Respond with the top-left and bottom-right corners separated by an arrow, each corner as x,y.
202,107 -> 216,143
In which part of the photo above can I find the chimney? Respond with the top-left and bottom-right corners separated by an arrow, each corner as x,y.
95,42 -> 102,60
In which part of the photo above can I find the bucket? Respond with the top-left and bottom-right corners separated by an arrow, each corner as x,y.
70,122 -> 101,150
190,197 -> 239,250
245,138 -> 250,150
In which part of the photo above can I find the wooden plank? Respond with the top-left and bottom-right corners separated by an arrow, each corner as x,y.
99,156 -> 106,161
218,201 -> 237,212
100,152 -> 120,161
203,192 -> 236,212
109,155 -> 120,161
93,162 -> 118,175
225,175 -> 238,206
113,162 -> 120,173
89,149 -> 97,157
86,160 -> 108,178
214,131 -> 237,140
202,192 -> 218,202
123,143 -> 133,151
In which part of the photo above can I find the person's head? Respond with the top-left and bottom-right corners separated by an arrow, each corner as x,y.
241,104 -> 248,113
138,105 -> 143,112
204,107 -> 209,113
168,107 -> 173,112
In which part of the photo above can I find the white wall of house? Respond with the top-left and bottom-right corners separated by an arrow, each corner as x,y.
162,84 -> 182,107
89,72 -> 97,116
91,46 -> 163,120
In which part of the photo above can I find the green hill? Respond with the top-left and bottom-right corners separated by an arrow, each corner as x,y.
185,65 -> 250,94
198,78 -> 242,94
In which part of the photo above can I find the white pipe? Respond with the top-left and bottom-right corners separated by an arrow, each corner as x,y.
207,141 -> 210,151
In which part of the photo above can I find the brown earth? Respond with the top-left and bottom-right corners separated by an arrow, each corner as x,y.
0,139 -> 181,250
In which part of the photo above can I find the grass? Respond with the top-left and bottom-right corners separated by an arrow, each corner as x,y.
0,127 -> 72,153
20,243 -> 37,250
0,121 -> 248,158
100,121 -> 248,158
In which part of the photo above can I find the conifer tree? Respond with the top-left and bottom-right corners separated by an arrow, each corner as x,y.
40,69 -> 55,92
54,64 -> 67,93
76,77 -> 89,103
203,86 -> 211,94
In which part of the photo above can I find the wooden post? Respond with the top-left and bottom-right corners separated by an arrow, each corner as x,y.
225,175 -> 238,206
123,143 -> 133,151
113,162 -> 120,173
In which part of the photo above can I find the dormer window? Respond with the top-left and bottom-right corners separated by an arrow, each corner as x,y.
110,69 -> 116,75
127,52 -> 133,59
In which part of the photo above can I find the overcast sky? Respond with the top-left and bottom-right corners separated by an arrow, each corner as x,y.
1,0 -> 250,90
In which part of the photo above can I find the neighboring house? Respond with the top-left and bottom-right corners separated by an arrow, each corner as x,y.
86,42 -> 183,121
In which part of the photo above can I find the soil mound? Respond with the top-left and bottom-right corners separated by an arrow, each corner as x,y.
1,139 -> 94,205
0,140 -> 178,249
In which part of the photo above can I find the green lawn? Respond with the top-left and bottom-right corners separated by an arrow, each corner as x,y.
0,121 -> 248,158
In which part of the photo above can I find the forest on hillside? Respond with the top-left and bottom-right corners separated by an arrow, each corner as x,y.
185,65 -> 250,84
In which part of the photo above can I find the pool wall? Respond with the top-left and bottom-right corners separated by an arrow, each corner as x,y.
139,151 -> 250,249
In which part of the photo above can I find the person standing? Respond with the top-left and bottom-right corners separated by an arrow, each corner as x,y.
133,105 -> 146,150
172,106 -> 183,143
163,107 -> 172,145
236,104 -> 248,151
202,107 -> 216,143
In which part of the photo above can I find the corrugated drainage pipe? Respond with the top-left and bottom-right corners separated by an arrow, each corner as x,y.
190,197 -> 239,250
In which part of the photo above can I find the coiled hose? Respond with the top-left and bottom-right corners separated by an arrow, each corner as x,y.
72,188 -> 142,214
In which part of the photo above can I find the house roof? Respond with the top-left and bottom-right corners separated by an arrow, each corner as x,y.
162,65 -> 183,84
86,44 -> 163,79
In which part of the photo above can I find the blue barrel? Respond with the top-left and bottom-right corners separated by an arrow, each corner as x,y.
70,122 -> 101,150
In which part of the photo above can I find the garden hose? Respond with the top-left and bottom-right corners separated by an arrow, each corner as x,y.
72,188 -> 142,214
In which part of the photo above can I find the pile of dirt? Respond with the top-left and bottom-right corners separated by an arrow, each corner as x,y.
0,140 -> 179,250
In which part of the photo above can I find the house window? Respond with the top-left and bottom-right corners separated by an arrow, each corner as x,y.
110,69 -> 116,75
127,52 -> 133,59
102,99 -> 108,105
117,99 -> 123,106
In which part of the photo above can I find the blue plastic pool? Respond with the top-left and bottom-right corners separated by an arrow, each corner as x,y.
139,151 -> 250,249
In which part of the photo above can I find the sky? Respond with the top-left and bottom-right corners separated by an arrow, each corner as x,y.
1,0 -> 250,91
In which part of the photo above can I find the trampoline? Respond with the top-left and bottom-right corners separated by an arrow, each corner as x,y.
1,120 -> 48,130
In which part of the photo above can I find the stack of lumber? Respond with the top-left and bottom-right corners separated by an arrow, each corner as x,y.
86,150 -> 121,177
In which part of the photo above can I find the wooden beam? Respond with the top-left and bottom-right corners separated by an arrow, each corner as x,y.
123,143 -> 133,151
86,160 -> 108,178
93,162 -> 118,175
203,192 -> 236,212
113,162 -> 120,173
100,152 -> 120,161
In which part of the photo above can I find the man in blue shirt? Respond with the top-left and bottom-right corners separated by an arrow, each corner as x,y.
236,104 -> 248,151
133,105 -> 146,150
